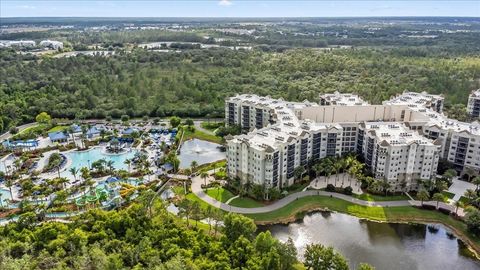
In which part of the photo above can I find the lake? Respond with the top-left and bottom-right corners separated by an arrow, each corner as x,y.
178,139 -> 225,169
260,212 -> 480,270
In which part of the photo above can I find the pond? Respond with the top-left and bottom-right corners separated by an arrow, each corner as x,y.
178,139 -> 225,169
260,212 -> 480,270
61,147 -> 137,179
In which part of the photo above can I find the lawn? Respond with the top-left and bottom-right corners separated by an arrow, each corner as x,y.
229,196 -> 265,208
244,195 -> 480,251
352,193 -> 410,202
197,160 -> 226,173
13,124 -> 49,140
185,192 -> 214,210
442,191 -> 456,200
206,187 -> 236,203
48,125 -> 69,133
182,126 -> 223,144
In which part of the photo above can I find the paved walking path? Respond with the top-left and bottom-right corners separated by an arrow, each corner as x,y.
190,172 -> 467,216
225,195 -> 239,204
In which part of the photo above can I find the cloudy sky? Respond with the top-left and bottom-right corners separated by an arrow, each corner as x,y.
1,1 -> 479,17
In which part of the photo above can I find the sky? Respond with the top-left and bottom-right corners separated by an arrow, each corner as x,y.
1,1 -> 479,18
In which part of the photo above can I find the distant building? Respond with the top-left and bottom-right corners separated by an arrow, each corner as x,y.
0,40 -> 36,48
40,40 -> 64,50
467,89 -> 480,118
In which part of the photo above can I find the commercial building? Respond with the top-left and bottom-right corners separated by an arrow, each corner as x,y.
467,89 -> 480,118
225,91 -> 477,191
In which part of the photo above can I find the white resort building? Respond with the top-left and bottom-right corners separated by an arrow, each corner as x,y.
40,40 -> 64,50
467,89 -> 480,118
225,90 -> 478,192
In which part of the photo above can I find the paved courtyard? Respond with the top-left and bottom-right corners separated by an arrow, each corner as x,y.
307,173 -> 363,194
448,178 -> 476,201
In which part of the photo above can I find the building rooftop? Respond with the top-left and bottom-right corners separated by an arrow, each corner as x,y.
48,131 -> 67,141
363,122 -> 433,146
384,91 -> 443,110
469,89 -> 480,98
319,91 -> 368,106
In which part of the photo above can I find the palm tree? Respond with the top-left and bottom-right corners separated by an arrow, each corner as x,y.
190,160 -> 198,173
464,189 -> 477,204
454,200 -> 464,215
5,178 -> 13,201
432,193 -> 445,209
333,158 -> 343,186
473,176 -> 480,191
179,199 -> 193,227
380,180 -> 391,196
443,169 -> 457,183
80,167 -> 90,183
312,163 -> 323,179
464,166 -> 477,182
107,160 -> 115,173
69,167 -> 79,182
294,166 -> 306,183
200,172 -> 209,187
417,190 -> 430,206
124,159 -> 131,172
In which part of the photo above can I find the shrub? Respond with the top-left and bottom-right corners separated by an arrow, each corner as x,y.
344,186 -> 353,195
421,204 -> 437,211
438,207 -> 451,215
9,127 -> 19,134
326,184 -> 335,192
121,115 -> 130,122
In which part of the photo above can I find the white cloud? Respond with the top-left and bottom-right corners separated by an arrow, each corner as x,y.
218,0 -> 233,6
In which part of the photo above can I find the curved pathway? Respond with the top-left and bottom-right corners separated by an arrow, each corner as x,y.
191,172 -> 466,216
192,172 -> 411,214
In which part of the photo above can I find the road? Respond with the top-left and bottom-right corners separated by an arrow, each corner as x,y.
0,122 -> 38,141
190,171 -> 466,216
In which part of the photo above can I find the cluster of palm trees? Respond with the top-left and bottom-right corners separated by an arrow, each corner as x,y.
91,159 -> 116,174
310,155 -> 365,188
178,199 -> 223,235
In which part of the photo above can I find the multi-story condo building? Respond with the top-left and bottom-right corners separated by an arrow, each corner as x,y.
225,91 -> 480,192
357,122 -> 440,191
467,89 -> 480,118
384,91 -> 444,113
319,91 -> 369,106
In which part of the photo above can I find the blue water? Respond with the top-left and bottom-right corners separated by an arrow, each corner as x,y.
61,147 -> 137,179
0,188 -> 12,203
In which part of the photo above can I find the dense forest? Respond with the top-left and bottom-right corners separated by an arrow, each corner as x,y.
1,46 -> 480,133
0,191 -> 372,270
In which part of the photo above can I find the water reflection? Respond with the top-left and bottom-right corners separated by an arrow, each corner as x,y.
260,212 -> 480,270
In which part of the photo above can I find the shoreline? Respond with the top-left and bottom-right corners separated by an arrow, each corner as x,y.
253,205 -> 480,259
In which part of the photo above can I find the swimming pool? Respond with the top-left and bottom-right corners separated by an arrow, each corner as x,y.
0,188 -> 12,206
60,147 -> 137,179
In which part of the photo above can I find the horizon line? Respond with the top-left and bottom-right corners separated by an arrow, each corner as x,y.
2,15 -> 480,19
